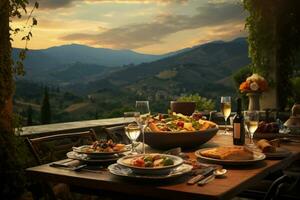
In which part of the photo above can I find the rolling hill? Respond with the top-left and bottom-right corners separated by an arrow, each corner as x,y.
83,38 -> 250,98
12,44 -> 174,83
14,37 -> 251,124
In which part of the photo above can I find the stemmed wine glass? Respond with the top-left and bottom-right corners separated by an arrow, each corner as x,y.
244,110 -> 259,147
135,101 -> 150,154
124,112 -> 141,154
220,96 -> 231,135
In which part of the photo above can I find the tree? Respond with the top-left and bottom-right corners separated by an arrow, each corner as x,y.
177,94 -> 215,111
0,1 -> 38,198
41,87 -> 51,124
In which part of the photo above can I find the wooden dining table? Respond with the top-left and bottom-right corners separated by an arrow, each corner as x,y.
26,132 -> 300,200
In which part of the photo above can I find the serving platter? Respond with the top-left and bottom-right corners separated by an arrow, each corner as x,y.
108,163 -> 192,180
195,148 -> 266,165
117,154 -> 183,175
72,145 -> 129,157
67,151 -> 123,163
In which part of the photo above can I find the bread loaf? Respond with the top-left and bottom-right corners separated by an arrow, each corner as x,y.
257,139 -> 276,153
200,146 -> 254,160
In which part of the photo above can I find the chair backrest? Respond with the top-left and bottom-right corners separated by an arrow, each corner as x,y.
104,125 -> 131,145
26,129 -> 97,164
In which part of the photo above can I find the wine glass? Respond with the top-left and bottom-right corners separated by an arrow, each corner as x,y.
135,101 -> 150,154
124,123 -> 141,155
220,96 -> 231,135
244,110 -> 259,147
124,112 -> 141,154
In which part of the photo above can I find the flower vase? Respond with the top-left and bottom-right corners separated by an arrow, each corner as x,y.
247,92 -> 261,111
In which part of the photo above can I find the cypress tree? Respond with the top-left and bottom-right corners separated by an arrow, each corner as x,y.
40,87 -> 51,124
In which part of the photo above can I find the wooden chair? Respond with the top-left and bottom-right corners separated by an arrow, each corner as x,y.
26,129 -> 97,200
104,125 -> 131,145
27,129 -> 97,165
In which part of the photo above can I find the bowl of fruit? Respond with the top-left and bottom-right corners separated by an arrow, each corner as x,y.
144,113 -> 218,149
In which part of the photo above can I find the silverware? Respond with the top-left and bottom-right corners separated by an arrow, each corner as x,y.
198,174 -> 215,185
197,168 -> 227,186
187,167 -> 214,185
73,164 -> 88,171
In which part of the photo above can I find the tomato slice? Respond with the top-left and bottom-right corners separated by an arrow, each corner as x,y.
133,158 -> 145,167
177,121 -> 184,128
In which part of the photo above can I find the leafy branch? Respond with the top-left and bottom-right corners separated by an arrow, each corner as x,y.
10,1 -> 39,76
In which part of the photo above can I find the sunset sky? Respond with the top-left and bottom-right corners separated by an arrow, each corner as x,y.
11,0 -> 247,54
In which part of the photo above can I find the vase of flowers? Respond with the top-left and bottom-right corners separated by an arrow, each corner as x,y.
239,74 -> 268,111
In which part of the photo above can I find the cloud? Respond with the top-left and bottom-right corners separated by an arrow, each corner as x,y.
31,0 -> 188,9
60,1 -> 245,49
31,0 -> 74,9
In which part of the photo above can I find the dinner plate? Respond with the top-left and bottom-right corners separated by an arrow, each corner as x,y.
264,147 -> 291,159
72,145 -> 130,157
195,148 -> 266,165
117,154 -> 184,175
108,163 -> 193,180
67,151 -> 122,163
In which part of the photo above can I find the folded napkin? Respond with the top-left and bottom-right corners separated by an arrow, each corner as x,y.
50,159 -> 82,168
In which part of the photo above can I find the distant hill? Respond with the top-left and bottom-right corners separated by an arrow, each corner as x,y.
12,44 -> 173,83
84,37 -> 250,98
42,44 -> 164,66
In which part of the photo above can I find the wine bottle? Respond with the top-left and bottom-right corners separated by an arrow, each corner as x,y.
233,98 -> 245,145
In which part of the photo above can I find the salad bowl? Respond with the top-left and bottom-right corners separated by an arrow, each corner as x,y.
144,113 -> 219,149
145,127 -> 218,149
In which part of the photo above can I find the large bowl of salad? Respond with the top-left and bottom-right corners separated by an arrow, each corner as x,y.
144,113 -> 218,149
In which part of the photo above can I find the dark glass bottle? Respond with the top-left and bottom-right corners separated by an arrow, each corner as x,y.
233,98 -> 245,145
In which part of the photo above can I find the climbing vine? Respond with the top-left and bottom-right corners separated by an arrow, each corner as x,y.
243,0 -> 300,110
0,0 -> 38,198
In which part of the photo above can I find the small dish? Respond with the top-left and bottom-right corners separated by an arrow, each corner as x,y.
67,151 -> 122,163
117,154 -> 183,175
72,145 -> 129,157
108,163 -> 192,180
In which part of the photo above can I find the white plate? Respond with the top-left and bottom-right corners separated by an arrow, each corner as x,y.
108,163 -> 193,180
195,148 -> 266,165
72,145 -> 129,157
264,147 -> 291,159
117,154 -> 183,175
67,151 -> 122,163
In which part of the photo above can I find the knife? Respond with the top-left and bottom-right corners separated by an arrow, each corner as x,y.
198,174 -> 215,186
187,167 -> 214,185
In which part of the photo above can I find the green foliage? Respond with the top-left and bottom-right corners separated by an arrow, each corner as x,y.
243,0 -> 300,110
40,87 -> 51,124
10,0 -> 39,76
232,65 -> 252,108
0,1 -> 39,198
232,65 -> 252,89
177,94 -> 215,111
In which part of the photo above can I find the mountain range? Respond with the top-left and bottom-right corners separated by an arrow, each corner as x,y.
14,37 -> 251,123
14,37 -> 250,96
82,37 -> 250,97
13,43 -> 188,84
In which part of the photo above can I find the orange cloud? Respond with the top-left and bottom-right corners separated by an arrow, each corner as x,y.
60,2 -> 245,49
